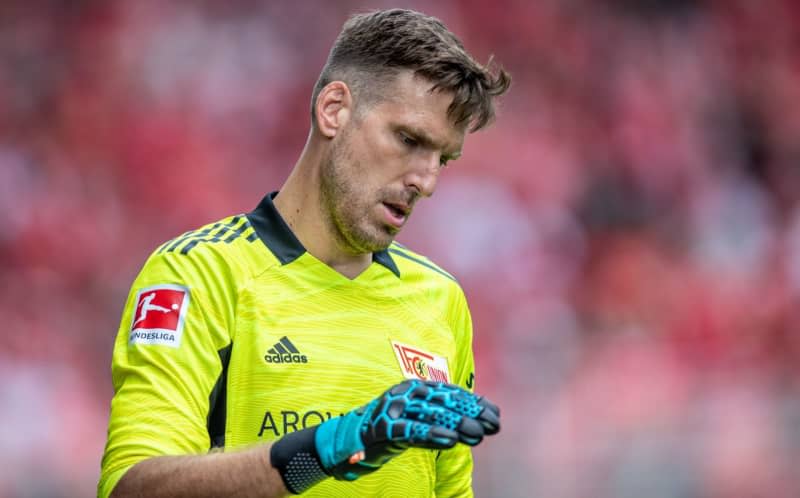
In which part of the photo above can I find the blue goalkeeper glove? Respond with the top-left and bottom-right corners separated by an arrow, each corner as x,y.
270,379 -> 500,494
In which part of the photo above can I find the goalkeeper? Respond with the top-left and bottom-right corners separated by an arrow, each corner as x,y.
99,8 -> 510,498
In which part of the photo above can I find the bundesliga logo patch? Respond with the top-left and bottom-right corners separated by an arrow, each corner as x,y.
129,284 -> 190,348
391,340 -> 450,383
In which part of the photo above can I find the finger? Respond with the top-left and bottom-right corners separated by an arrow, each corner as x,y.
475,397 -> 500,435
387,381 -> 501,440
426,386 -> 501,440
379,417 -> 458,450
403,398 -> 461,429
435,386 -> 501,437
388,379 -> 436,400
429,385 -> 484,419
456,415 -> 485,446
397,403 -> 489,448
407,421 -> 459,449
388,379 -> 418,396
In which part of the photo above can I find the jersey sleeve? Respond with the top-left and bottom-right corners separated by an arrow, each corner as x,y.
98,244 -> 238,498
434,284 -> 476,497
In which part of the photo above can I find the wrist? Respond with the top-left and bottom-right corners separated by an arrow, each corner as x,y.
270,426 -> 328,494
313,409 -> 366,478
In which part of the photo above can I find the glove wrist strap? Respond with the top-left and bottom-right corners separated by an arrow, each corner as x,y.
270,426 -> 329,494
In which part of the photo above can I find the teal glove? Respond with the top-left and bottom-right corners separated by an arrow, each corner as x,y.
270,380 -> 500,494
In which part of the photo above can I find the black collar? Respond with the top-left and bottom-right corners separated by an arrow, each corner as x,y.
246,192 -> 400,277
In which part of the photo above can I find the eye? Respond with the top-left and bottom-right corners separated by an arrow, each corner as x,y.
400,133 -> 418,148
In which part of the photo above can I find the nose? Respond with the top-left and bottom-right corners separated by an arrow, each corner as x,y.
404,155 -> 440,198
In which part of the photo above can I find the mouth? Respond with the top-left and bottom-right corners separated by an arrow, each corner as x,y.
382,201 -> 410,229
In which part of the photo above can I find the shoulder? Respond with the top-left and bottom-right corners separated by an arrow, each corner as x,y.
388,242 -> 465,300
389,242 -> 457,281
142,213 -> 279,287
154,214 -> 257,258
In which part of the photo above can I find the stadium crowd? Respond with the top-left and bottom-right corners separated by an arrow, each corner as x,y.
1,0 -> 799,496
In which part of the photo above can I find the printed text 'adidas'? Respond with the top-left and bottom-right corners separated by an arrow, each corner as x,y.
265,336 -> 308,364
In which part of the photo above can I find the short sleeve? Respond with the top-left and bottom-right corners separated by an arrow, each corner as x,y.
98,245 -> 236,498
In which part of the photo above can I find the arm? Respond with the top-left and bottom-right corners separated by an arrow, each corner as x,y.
111,380 -> 500,497
98,245 -> 243,498
111,445 -> 288,498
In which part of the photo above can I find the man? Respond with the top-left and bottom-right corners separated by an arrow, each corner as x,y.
99,8 -> 510,497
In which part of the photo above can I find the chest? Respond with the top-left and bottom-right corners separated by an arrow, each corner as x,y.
223,276 -> 457,446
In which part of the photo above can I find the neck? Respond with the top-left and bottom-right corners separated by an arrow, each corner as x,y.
273,134 -> 372,279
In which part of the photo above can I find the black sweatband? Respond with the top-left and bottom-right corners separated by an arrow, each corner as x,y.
270,426 -> 329,494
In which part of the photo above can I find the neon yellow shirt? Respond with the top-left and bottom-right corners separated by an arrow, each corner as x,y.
99,193 -> 477,497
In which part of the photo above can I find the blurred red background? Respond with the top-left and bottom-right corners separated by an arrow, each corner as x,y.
2,0 -> 800,496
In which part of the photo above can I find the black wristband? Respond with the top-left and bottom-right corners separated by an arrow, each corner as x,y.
270,426 -> 329,494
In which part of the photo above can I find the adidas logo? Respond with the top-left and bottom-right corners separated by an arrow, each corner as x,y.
264,336 -> 307,364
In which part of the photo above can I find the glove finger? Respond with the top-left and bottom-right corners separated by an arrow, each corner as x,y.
374,410 -> 458,450
435,386 -> 501,437
456,415 -> 485,446
389,379 -> 432,400
402,400 -> 488,447
421,382 -> 483,413
476,397 -> 501,435
388,379 -> 417,396
404,398 -> 462,429
383,381 -> 500,442
407,421 -> 459,449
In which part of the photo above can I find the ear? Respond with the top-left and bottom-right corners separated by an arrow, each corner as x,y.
315,81 -> 352,138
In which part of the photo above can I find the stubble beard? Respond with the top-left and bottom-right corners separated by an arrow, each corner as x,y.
320,137 -> 395,255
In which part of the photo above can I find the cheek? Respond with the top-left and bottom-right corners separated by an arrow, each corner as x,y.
356,127 -> 404,177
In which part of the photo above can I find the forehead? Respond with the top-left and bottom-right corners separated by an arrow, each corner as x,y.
369,71 -> 466,150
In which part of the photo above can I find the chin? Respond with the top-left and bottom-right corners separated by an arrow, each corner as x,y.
343,214 -> 401,253
363,236 -> 394,253
353,228 -> 395,253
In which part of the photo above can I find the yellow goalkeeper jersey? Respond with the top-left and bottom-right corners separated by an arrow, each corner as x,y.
99,192 -> 477,498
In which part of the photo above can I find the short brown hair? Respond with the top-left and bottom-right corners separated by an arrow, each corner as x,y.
312,9 -> 510,132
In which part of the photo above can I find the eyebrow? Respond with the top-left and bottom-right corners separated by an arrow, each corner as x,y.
400,125 -> 462,161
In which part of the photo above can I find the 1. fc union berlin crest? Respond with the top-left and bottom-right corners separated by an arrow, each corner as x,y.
390,340 -> 450,383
